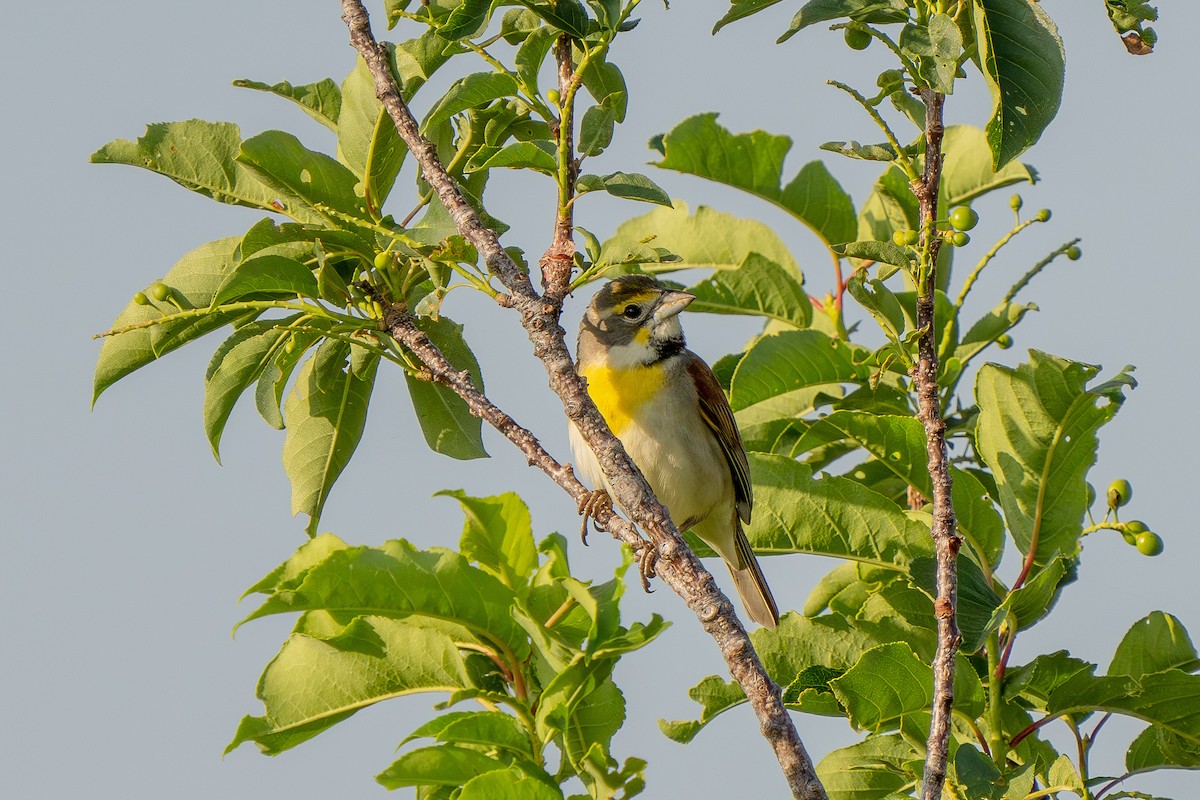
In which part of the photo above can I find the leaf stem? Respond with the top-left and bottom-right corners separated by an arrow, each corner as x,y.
956,218 -> 1037,306
827,80 -> 917,180
1003,239 -> 1082,304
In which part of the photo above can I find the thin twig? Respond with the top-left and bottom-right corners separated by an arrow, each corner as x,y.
912,87 -> 962,800
338,4 -> 827,797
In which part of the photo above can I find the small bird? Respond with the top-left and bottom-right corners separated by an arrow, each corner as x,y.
569,275 -> 779,628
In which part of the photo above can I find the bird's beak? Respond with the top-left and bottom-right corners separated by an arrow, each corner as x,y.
654,290 -> 695,322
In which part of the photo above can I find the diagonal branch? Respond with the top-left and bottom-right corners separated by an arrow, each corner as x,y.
338,3 -> 827,798
913,88 -> 962,800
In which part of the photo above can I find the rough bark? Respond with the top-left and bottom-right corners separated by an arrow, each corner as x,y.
339,3 -> 828,797
913,88 -> 962,800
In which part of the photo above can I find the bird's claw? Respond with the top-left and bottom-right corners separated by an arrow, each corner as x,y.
635,539 -> 659,592
577,489 -> 612,545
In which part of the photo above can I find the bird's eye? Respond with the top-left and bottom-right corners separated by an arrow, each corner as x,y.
622,304 -> 641,320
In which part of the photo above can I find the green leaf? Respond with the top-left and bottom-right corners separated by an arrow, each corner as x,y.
579,105 -> 616,156
745,454 -> 934,565
404,317 -> 488,460
472,140 -> 557,174
729,330 -> 866,426
579,58 -> 627,122
226,617 -> 474,755
685,253 -> 811,328
338,56 -> 407,210
514,0 -> 590,38
899,14 -> 962,94
254,325 -> 324,430
243,532 -> 351,597
778,0 -> 908,43
238,130 -> 368,221
954,746 -> 1036,800
816,733 -> 919,800
514,26 -> 558,96
820,140 -> 899,162
89,121 -> 292,218
910,555 -> 1001,654
829,642 -> 932,731
457,768 -> 565,800
659,676 -> 745,743
591,172 -> 671,206
955,300 -> 1036,365
440,0 -> 492,39
93,237 -> 243,404
243,540 -> 529,659
562,678 -> 626,767
973,0 -> 1065,169
975,352 -> 1132,568
598,202 -> 799,275
439,490 -> 537,589
652,114 -> 857,248
232,78 -> 342,131
713,0 -> 785,33
1126,724 -> 1200,773
422,72 -> 520,133
282,340 -> 378,536
834,240 -> 914,269
377,745 -> 506,789
412,711 -> 533,757
939,125 -> 1035,209
1047,668 -> 1200,746
993,554 -> 1075,632
211,254 -> 319,306
1109,612 -> 1200,678
394,29 -> 459,98
204,317 -> 302,460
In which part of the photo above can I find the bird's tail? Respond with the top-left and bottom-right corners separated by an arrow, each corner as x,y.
728,526 -> 779,629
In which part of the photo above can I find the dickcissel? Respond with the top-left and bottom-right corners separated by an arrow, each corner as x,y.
569,275 -> 779,628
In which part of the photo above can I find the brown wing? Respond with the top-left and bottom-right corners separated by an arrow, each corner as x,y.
686,353 -> 753,524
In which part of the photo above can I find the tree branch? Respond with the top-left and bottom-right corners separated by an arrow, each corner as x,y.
913,87 -> 962,800
338,3 -> 828,797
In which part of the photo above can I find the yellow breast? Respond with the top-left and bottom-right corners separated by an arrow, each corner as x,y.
581,363 -> 664,436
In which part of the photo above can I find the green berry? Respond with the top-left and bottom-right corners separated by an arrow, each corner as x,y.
284,338 -> 298,354
995,334 -> 1013,349
148,282 -> 170,302
1124,520 -> 1148,534
1085,482 -> 1096,507
844,27 -> 872,50
948,206 -> 979,232
1135,530 -> 1164,557
903,229 -> 919,246
892,230 -> 907,247
950,231 -> 970,247
133,292 -> 150,306
1035,208 -> 1052,223
373,251 -> 391,270
546,89 -> 561,106
1010,194 -> 1023,212
1066,245 -> 1082,261
1107,479 -> 1133,509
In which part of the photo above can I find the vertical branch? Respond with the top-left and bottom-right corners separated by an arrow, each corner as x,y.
542,34 -> 579,300
338,3 -> 828,798
912,88 -> 962,800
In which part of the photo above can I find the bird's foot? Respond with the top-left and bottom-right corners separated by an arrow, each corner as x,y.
634,539 -> 659,592
577,489 -> 612,545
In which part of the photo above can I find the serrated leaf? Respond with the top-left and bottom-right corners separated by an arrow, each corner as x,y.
422,72 -> 520,133
439,490 -> 537,589
1047,668 -> 1200,747
242,540 -> 529,659
404,317 -> 488,460
598,202 -> 798,275
226,618 -> 474,756
93,237 -> 242,404
90,121 -> 296,218
282,340 -> 378,536
975,352 -> 1132,568
973,0 -> 1065,169
816,733 -> 918,800
729,330 -> 866,425
238,130 -> 368,221
686,253 -> 810,328
232,78 -> 342,130
744,454 -> 934,565
653,114 -> 857,248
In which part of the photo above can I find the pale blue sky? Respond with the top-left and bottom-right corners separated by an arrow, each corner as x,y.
4,1 -> 1198,797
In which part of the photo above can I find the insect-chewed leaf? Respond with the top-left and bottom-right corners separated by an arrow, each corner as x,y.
238,130 -> 368,222
973,0 -> 1065,169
